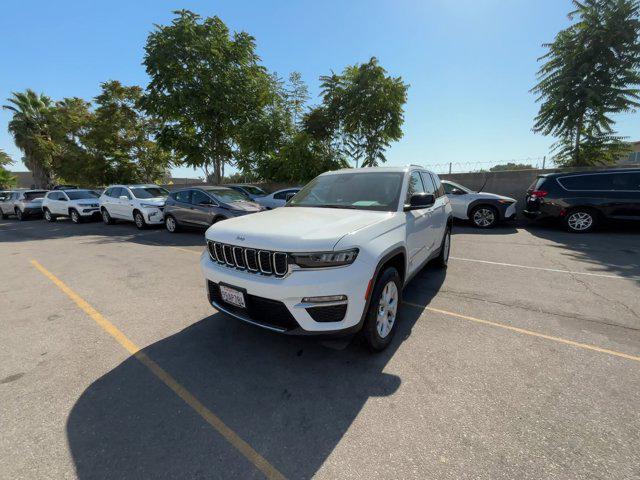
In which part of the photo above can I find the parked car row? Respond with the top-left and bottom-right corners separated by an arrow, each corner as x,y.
2,166 -> 639,352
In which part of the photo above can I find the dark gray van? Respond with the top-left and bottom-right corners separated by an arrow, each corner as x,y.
163,186 -> 264,232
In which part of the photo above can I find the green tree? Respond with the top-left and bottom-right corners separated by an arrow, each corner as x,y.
83,81 -> 174,185
3,90 -> 56,187
143,10 -> 273,183
532,0 -> 640,166
317,57 -> 409,167
0,149 -> 17,188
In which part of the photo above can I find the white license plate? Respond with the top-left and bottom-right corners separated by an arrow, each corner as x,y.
219,285 -> 246,308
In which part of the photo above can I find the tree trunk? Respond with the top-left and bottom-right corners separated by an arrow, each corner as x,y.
573,114 -> 583,166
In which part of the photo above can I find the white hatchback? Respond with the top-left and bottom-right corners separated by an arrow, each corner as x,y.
42,189 -> 101,223
99,184 -> 169,229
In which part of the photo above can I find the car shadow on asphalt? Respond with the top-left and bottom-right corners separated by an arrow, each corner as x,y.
0,217 -> 207,249
65,265 -> 445,479
524,221 -> 640,284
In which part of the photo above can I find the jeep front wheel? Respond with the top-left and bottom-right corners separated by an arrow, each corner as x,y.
362,267 -> 402,352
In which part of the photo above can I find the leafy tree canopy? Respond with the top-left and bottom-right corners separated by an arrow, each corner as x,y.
317,57 -> 409,167
533,0 -> 640,166
143,10 -> 273,182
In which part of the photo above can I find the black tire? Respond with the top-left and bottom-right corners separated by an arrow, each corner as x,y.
69,209 -> 83,224
565,208 -> 597,233
165,214 -> 179,233
101,208 -> 115,225
470,205 -> 498,228
362,267 -> 402,352
15,208 -> 25,221
0,207 -> 8,220
133,210 -> 147,230
44,208 -> 56,222
434,225 -> 451,268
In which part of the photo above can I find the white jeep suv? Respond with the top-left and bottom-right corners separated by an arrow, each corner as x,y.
201,166 -> 453,351
42,189 -> 101,223
99,184 -> 169,229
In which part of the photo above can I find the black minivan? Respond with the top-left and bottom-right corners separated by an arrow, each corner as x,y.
523,168 -> 640,232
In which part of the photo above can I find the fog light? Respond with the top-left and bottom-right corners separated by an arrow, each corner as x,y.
301,295 -> 347,303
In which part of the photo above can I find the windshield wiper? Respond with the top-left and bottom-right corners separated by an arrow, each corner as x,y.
314,204 -> 360,210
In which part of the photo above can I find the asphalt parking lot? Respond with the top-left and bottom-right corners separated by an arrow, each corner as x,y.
1,217 -> 640,480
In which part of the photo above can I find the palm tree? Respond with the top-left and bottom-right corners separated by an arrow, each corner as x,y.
3,90 -> 55,187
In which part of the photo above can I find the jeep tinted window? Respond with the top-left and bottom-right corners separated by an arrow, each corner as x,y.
559,174 -> 613,191
611,172 -> 640,191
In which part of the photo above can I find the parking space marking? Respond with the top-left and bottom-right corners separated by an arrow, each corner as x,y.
30,259 -> 286,480
449,256 -> 637,280
405,301 -> 640,363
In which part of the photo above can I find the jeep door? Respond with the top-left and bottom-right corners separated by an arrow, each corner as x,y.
423,172 -> 448,245
189,190 -> 217,226
405,171 -> 437,275
167,189 -> 193,225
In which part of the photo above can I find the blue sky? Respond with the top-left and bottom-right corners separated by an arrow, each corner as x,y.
2,0 -> 639,177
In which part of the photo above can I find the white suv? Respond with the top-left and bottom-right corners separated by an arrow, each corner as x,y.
99,184 -> 169,229
42,189 -> 101,223
200,166 -> 452,351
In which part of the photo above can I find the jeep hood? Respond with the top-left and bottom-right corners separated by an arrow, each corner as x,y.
206,206 -> 392,251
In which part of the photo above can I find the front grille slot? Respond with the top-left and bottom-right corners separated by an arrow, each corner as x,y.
273,252 -> 288,276
223,245 -> 235,266
207,241 -> 288,277
258,251 -> 272,274
214,243 -> 225,263
233,247 -> 246,269
245,249 -> 258,271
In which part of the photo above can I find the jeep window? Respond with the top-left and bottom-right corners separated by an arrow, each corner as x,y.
130,187 -> 169,199
611,172 -> 640,191
406,172 -> 427,203
24,191 -> 47,201
443,181 -> 470,194
241,186 -> 266,196
206,188 -> 246,204
66,190 -> 99,200
558,174 -> 613,191
289,172 -> 404,212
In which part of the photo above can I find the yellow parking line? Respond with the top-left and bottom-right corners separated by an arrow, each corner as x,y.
405,301 -> 640,363
30,259 -> 286,480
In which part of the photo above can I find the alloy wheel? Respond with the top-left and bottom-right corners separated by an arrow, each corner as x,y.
166,216 -> 176,232
44,210 -> 51,221
567,211 -> 593,231
135,213 -> 144,228
71,211 -> 80,223
473,208 -> 495,227
376,281 -> 399,338
102,210 -> 110,223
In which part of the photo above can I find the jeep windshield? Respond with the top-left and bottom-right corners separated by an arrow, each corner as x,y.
130,187 -> 169,199
288,172 -> 404,212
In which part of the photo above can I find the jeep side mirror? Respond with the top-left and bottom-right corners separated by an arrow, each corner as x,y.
404,193 -> 435,211
451,188 -> 465,195
286,192 -> 296,201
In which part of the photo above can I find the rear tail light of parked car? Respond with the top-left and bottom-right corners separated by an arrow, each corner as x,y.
530,190 -> 548,198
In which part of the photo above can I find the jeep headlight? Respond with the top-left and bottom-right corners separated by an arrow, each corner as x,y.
290,248 -> 358,268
